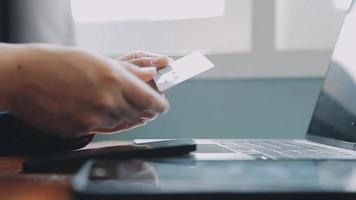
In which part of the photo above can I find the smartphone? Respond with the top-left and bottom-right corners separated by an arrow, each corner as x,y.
22,139 -> 196,173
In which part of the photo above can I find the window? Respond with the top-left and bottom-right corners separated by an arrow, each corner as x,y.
71,0 -> 350,79
71,0 -> 251,57
275,0 -> 350,50
71,0 -> 225,22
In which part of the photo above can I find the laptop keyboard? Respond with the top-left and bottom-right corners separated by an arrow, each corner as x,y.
217,140 -> 356,159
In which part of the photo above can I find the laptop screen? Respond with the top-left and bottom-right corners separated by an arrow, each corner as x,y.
307,1 -> 356,143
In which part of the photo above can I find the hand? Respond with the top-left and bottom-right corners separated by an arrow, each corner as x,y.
93,51 -> 172,133
3,44 -> 169,138
119,51 -> 170,71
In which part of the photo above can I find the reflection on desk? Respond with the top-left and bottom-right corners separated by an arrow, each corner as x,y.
0,141 -> 132,200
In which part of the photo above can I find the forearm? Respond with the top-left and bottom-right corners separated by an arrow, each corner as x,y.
0,43 -> 23,111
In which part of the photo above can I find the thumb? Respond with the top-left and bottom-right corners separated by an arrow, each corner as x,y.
124,63 -> 157,82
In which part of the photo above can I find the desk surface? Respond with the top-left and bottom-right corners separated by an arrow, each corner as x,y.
0,141 -> 132,200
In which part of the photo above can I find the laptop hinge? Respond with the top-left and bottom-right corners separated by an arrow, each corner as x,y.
306,135 -> 356,151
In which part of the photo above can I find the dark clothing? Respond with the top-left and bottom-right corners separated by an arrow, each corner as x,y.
0,113 -> 94,156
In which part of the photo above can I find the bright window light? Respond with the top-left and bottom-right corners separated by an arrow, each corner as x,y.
333,0 -> 353,11
71,0 -> 225,23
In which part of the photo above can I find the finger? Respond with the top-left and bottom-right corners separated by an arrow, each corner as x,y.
146,80 -> 160,93
95,92 -> 141,130
93,121 -> 133,133
129,57 -> 170,69
116,118 -> 148,130
94,117 -> 125,131
116,94 -> 141,121
98,110 -> 157,133
141,110 -> 158,120
118,51 -> 163,61
120,69 -> 169,113
123,63 -> 157,82
93,118 -> 147,133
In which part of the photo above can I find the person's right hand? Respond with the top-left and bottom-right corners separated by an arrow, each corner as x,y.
93,51 -> 173,134
2,44 -> 169,138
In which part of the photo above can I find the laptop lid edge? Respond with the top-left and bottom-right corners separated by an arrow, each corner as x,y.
306,134 -> 356,150
305,0 -> 356,150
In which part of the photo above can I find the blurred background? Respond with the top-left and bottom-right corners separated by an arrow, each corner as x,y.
4,0 -> 353,140
71,0 -> 351,141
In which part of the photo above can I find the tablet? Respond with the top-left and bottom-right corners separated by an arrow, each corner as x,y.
72,159 -> 356,200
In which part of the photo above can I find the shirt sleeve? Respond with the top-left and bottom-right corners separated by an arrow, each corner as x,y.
0,112 -> 94,156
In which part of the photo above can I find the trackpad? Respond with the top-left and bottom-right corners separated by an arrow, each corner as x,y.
193,144 -> 254,160
195,144 -> 235,153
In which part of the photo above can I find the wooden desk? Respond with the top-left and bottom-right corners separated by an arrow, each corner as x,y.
0,157 -> 71,200
0,141 -> 132,200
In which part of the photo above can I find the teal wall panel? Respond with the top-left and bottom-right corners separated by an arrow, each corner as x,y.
94,79 -> 323,141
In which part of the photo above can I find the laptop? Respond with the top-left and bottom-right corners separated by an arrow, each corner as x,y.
136,1 -> 356,161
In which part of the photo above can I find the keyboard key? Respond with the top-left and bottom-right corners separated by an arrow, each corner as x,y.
217,140 -> 356,159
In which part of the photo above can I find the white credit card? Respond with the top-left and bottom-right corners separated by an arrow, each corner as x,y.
153,51 -> 215,92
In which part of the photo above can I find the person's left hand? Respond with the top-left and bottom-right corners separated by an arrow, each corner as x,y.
93,51 -> 171,133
